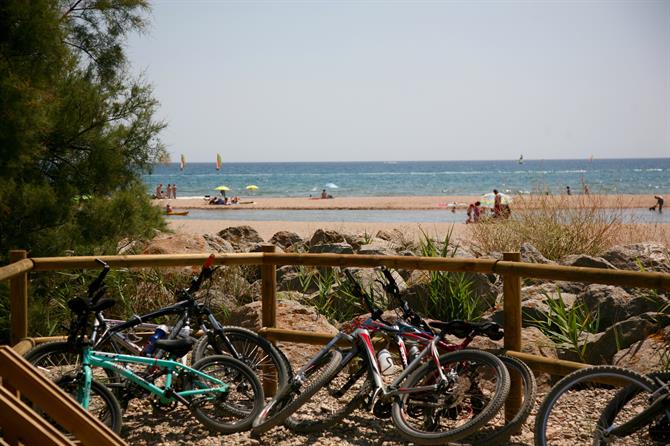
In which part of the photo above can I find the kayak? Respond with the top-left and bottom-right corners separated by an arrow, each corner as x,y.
165,211 -> 189,216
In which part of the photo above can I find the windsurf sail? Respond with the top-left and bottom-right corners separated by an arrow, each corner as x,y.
518,154 -> 524,164
216,153 -> 222,171
180,154 -> 186,171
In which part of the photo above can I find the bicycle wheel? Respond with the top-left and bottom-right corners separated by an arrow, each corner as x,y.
56,376 -> 123,434
193,326 -> 291,392
391,349 -> 510,445
534,365 -> 657,446
251,349 -> 343,435
456,354 -> 537,445
284,348 -> 372,433
188,355 -> 264,433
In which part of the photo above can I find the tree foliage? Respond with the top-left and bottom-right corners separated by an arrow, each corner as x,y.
0,0 -> 167,259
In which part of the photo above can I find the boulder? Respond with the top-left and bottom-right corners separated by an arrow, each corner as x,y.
487,286 -> 577,327
342,233 -> 367,251
278,270 -> 319,294
357,241 -> 397,256
309,243 -> 354,255
217,226 -> 264,251
576,285 -> 666,327
559,255 -> 616,270
520,243 -> 553,264
224,300 -> 338,367
309,229 -> 346,246
269,231 -> 303,250
143,232 -> 208,255
613,327 -> 670,374
202,233 -> 235,253
600,243 -> 670,273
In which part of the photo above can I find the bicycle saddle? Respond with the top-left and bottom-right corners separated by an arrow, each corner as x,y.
154,337 -> 195,357
429,320 -> 504,341
67,297 -> 116,314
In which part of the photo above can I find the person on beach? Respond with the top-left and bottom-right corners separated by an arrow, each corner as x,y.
466,201 -> 481,223
583,184 -> 590,195
166,184 -> 172,199
650,195 -> 664,213
493,189 -> 502,217
321,189 -> 333,199
155,183 -> 164,199
566,186 -> 571,195
166,203 -> 173,213
172,184 -> 177,199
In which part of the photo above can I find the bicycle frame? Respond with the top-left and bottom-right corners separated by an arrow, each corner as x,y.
76,345 -> 229,409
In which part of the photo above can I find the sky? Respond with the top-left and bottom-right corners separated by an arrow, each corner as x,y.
126,1 -> 670,163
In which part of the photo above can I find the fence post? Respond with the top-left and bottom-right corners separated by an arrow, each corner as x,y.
502,251 -> 522,424
9,250 -> 29,345
260,244 -> 278,396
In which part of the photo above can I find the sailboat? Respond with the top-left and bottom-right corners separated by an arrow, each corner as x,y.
518,154 -> 524,165
216,153 -> 222,171
179,154 -> 186,171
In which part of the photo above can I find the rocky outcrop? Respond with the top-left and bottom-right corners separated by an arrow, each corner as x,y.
613,327 -> 670,374
559,255 -> 616,270
202,233 -> 235,253
520,243 -> 552,264
217,226 -> 264,251
269,231 -> 303,250
142,233 -> 208,255
357,240 -> 398,256
309,229 -> 346,246
600,242 -> 670,272
576,285 -> 666,327
309,243 -> 354,254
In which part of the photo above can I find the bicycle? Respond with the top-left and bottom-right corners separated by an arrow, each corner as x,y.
534,364 -> 669,445
251,269 -> 511,444
45,266 -> 264,435
285,267 -> 536,445
26,256 -> 290,404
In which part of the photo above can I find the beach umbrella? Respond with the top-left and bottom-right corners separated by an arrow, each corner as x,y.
325,182 -> 339,189
479,192 -> 512,207
245,185 -> 258,190
214,185 -> 230,191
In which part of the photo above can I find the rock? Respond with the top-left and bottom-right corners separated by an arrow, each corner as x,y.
559,255 -> 616,270
217,226 -> 264,251
225,300 -> 338,367
309,243 -> 354,254
249,243 -> 284,254
309,229 -> 345,246
613,327 -> 670,374
143,232 -> 208,255
576,284 -> 665,327
487,286 -> 577,327
520,243 -> 553,264
269,231 -> 303,250
600,243 -> 670,272
357,241 -> 397,256
278,270 -> 319,294
201,233 -> 235,253
342,233 -> 366,251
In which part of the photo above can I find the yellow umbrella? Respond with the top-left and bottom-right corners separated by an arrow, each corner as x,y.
214,185 -> 230,191
245,185 -> 258,190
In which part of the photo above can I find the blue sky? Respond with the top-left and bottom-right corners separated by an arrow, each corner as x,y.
126,1 -> 670,162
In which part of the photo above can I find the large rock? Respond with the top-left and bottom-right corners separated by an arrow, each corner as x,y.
600,243 -> 670,272
269,231 -> 303,250
143,233 -> 208,255
309,243 -> 354,254
202,233 -> 235,253
577,285 -> 666,327
217,226 -> 264,251
613,326 -> 670,374
559,255 -> 616,270
224,300 -> 338,367
309,229 -> 345,246
486,286 -> 577,327
520,243 -> 553,264
357,241 -> 398,256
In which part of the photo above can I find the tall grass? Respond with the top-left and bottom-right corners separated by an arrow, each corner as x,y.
467,194 -> 625,259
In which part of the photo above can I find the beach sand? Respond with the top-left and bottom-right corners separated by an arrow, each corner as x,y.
157,194 -> 668,244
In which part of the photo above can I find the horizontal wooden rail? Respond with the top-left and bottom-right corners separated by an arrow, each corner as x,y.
30,253 -> 264,271
0,258 -> 33,281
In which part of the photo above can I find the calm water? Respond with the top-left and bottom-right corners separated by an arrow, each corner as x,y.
168,208 -> 670,224
144,158 -> 669,198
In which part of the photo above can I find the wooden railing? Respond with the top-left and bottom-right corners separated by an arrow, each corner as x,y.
2,247 -> 670,430
0,346 -> 126,446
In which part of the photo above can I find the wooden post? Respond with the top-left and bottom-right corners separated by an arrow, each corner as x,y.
260,244 -> 278,395
9,250 -> 29,345
502,252 -> 522,425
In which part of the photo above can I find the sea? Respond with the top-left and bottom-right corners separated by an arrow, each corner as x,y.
144,158 -> 669,198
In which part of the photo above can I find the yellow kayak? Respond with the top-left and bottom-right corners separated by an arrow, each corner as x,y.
165,211 -> 189,216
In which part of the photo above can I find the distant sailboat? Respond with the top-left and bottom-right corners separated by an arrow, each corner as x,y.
216,153 -> 222,171
518,154 -> 524,164
179,154 -> 186,171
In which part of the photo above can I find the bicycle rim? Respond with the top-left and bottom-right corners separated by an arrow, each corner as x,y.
534,365 -> 657,446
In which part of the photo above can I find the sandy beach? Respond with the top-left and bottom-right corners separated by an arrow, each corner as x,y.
157,194 -> 668,243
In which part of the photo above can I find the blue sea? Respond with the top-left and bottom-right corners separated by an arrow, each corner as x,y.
143,158 -> 669,198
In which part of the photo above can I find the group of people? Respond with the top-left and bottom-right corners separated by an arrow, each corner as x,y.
154,183 -> 177,199
466,189 -> 511,224
208,192 -> 240,205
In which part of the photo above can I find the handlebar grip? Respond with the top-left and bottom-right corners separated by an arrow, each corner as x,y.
88,260 -> 110,297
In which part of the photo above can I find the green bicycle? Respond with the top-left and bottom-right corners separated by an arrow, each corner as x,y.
52,263 -> 264,435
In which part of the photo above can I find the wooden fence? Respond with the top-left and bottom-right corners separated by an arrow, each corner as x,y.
1,247 -> 670,436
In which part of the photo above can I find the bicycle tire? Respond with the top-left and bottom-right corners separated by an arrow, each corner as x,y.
391,349 -> 510,445
284,348 -> 372,433
251,349 -> 343,435
189,355 -> 264,433
534,365 -> 656,446
25,341 -> 123,395
56,376 -> 123,435
456,354 -> 536,445
192,326 -> 291,392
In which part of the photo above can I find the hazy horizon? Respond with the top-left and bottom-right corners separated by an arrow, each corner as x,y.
127,1 -> 670,163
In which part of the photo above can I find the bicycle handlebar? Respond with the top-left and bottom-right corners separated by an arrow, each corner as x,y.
88,259 -> 109,300
185,254 -> 217,296
343,269 -> 386,323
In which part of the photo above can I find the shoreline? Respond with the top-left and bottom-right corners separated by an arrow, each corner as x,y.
153,193 -> 664,211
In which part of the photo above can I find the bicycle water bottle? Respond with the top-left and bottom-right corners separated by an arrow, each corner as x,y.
141,324 -> 169,356
377,348 -> 395,376
408,345 -> 420,363
178,323 -> 191,338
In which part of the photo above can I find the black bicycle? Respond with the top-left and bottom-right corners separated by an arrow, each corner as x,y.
26,255 -> 290,406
